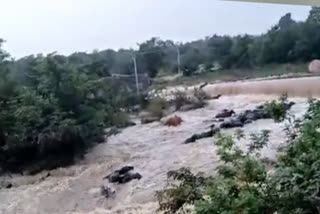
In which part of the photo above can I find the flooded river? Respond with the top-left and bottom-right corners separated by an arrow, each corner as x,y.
0,77 -> 318,214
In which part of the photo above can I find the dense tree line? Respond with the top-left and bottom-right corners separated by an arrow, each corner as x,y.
178,7 -> 320,75
11,7 -> 320,79
0,41 -> 141,174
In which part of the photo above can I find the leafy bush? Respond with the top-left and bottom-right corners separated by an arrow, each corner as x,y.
171,89 -> 190,111
195,130 -> 274,214
171,88 -> 207,111
265,94 -> 289,122
273,98 -> 320,213
192,87 -> 210,102
156,129 -> 272,214
155,168 -> 207,214
157,99 -> 320,213
147,97 -> 167,118
0,46 -> 139,174
110,111 -> 132,128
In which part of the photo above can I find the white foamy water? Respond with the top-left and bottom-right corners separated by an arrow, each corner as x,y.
0,77 -> 314,214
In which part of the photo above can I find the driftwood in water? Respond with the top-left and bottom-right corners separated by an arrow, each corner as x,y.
200,82 -> 208,89
184,127 -> 220,144
212,94 -> 222,100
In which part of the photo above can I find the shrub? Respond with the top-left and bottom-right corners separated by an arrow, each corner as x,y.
265,94 -> 289,122
147,97 -> 167,118
155,168 -> 208,214
0,53 -> 137,174
156,129 -> 272,214
194,130 -> 273,214
110,111 -> 132,128
193,87 -> 209,103
171,88 -> 207,111
171,89 -> 190,111
157,99 -> 320,213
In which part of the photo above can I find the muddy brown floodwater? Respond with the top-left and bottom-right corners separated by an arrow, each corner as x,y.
0,77 -> 318,214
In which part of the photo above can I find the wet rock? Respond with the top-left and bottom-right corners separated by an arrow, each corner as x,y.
286,101 -> 296,110
213,118 -> 225,122
215,109 -> 235,118
257,105 -> 264,109
119,172 -> 142,184
244,119 -> 253,124
5,183 -> 12,189
238,108 -> 271,122
104,166 -> 141,184
0,179 -> 12,190
164,115 -> 183,127
220,119 -> 243,129
220,108 -> 270,129
241,109 -> 267,121
105,170 -> 121,183
200,82 -> 208,89
127,121 -> 137,127
184,128 -> 220,144
118,166 -> 134,175
219,102 -> 295,129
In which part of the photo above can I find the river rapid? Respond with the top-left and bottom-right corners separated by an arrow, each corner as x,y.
0,77 -> 318,214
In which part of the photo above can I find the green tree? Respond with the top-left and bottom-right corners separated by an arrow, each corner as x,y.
138,37 -> 166,78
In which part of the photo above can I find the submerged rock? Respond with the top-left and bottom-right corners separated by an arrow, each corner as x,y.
215,109 -> 235,118
118,172 -> 142,184
118,166 -> 134,175
184,128 -> 220,144
219,101 -> 295,129
5,183 -> 12,189
104,166 -> 141,184
164,115 -> 183,127
220,119 -> 244,129
212,94 -> 222,100
200,82 -> 208,89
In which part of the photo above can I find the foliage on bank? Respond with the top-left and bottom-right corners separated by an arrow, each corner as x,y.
157,97 -> 320,214
0,42 -> 137,174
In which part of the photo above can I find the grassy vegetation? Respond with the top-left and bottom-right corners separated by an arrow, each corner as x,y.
157,97 -> 320,214
265,94 -> 289,122
152,63 -> 310,90
146,97 -> 167,118
0,46 -> 142,174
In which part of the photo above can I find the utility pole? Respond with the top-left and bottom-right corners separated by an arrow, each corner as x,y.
132,55 -> 139,94
176,45 -> 181,74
